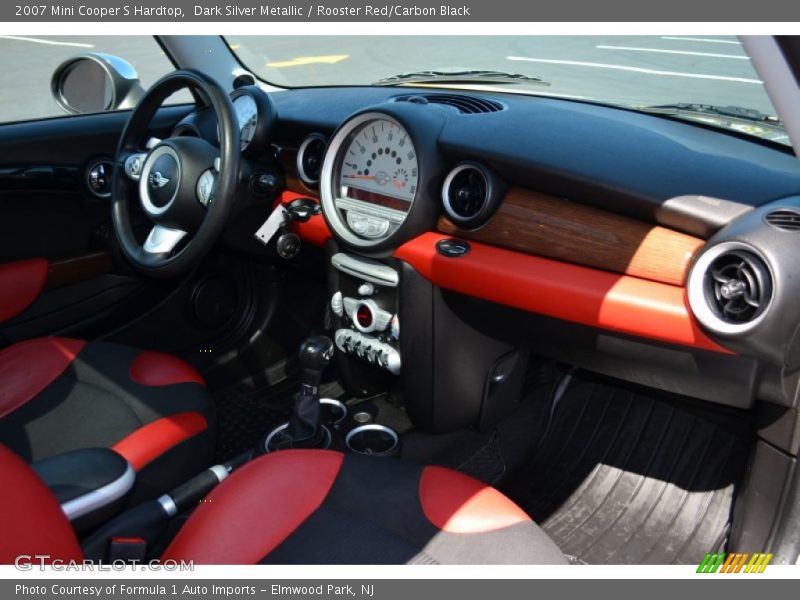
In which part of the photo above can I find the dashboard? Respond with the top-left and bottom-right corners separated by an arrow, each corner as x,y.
173,83 -> 800,414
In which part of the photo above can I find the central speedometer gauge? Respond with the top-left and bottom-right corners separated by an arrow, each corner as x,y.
339,119 -> 418,204
321,113 -> 419,248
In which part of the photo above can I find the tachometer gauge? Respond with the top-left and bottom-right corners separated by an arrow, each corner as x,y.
233,94 -> 258,151
218,87 -> 276,154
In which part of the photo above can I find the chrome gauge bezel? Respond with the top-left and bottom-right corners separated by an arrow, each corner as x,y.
218,86 -> 275,156
296,133 -> 327,187
686,240 -> 774,336
320,112 -> 418,248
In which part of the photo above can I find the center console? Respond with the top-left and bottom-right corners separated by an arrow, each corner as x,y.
314,102 -> 530,435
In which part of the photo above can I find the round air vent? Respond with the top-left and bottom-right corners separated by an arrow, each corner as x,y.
688,242 -> 773,335
85,159 -> 113,198
764,208 -> 800,232
296,133 -> 327,187
441,162 -> 504,228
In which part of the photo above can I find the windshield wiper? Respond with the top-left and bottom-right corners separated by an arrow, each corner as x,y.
638,103 -> 782,125
374,69 -> 549,87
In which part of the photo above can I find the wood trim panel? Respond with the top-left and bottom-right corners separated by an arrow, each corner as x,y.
438,187 -> 704,286
45,252 -> 113,290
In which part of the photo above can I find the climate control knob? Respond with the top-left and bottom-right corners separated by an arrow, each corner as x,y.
331,291 -> 343,317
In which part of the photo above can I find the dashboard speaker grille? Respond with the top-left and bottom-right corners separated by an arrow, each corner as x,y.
704,250 -> 771,324
394,94 -> 504,114
764,208 -> 800,231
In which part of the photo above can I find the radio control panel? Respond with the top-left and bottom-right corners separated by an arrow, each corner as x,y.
329,253 -> 400,375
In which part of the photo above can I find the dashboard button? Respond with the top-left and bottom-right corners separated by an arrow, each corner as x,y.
276,233 -> 301,259
436,238 -> 471,257
346,211 -> 390,239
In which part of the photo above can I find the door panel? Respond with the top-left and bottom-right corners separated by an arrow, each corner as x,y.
0,106 -> 193,343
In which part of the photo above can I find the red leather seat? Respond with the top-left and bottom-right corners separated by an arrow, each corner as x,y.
0,337 -> 214,501
0,445 -> 565,565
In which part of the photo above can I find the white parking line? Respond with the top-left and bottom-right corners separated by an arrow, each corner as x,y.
0,35 -> 94,48
596,45 -> 748,60
661,36 -> 741,45
506,56 -> 762,84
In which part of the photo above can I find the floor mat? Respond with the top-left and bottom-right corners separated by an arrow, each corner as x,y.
503,377 -> 750,564
213,376 -> 344,462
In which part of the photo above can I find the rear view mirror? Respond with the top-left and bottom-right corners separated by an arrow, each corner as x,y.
51,53 -> 145,115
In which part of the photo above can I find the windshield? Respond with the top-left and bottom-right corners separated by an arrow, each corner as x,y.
225,35 -> 788,146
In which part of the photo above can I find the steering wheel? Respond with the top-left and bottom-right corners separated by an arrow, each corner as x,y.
112,70 -> 240,278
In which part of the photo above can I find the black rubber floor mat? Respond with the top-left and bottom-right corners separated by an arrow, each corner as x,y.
503,378 -> 749,564
456,432 -> 507,485
213,378 -> 344,462
213,378 -> 295,462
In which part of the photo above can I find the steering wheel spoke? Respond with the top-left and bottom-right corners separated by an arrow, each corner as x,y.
143,224 -> 187,254
123,152 -> 148,181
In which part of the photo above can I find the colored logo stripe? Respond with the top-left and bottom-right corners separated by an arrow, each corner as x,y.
696,552 -> 772,573
697,553 -> 725,573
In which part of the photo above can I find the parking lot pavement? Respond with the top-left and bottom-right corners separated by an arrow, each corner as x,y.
232,35 -> 771,111
0,34 -> 776,126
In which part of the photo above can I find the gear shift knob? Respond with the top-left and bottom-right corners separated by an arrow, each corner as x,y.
299,335 -> 335,371
298,335 -> 334,391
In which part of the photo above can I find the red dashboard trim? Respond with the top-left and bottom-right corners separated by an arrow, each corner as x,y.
394,232 -> 730,354
278,191 -> 331,247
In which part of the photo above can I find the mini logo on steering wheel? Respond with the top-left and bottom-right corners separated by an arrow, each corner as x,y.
149,171 -> 170,189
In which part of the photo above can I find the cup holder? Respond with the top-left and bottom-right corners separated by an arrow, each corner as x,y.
320,398 -> 347,426
345,424 -> 400,457
264,423 -> 332,453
